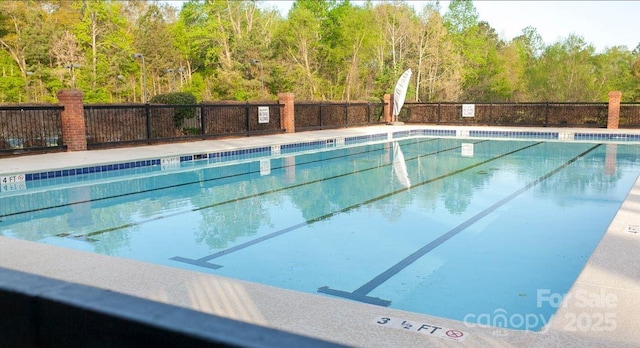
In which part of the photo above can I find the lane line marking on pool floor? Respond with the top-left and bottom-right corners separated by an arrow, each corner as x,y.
318,143 -> 601,307
170,140 -> 537,270
0,138 -> 441,220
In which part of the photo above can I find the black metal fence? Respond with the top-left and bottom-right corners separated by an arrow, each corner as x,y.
2,101 -> 640,156
294,102 -> 385,130
620,104 -> 640,127
398,102 -> 623,127
84,102 -> 283,148
0,106 -> 65,155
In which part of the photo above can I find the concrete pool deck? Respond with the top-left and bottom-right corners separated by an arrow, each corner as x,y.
1,125 -> 639,347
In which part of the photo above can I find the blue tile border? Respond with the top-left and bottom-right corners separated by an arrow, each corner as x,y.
469,130 -> 559,140
392,129 -> 457,139
207,147 -> 271,163
574,133 -> 640,142
280,140 -> 327,154
345,133 -> 388,145
24,159 -> 160,182
11,128 -> 640,184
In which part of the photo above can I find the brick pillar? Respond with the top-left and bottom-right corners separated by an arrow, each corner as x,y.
607,91 -> 622,129
57,89 -> 87,151
383,94 -> 392,123
278,92 -> 295,133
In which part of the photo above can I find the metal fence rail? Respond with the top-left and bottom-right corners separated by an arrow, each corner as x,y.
620,104 -> 640,127
400,102 -> 614,127
0,106 -> 65,155
85,104 -> 148,145
85,103 -> 283,148
294,102 -> 385,131
201,103 -> 282,137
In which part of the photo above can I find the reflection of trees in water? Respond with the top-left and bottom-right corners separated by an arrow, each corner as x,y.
407,139 -> 501,215
87,172 -> 203,255
87,191 -> 137,254
190,176 -> 281,249
4,141 -> 640,254
287,146 -> 390,222
286,145 -> 416,223
441,172 -> 487,215
298,140 -> 640,219
2,168 -> 209,253
1,215 -> 70,241
0,188 -> 68,217
534,145 -> 640,206
286,168 -> 336,222
372,153 -> 423,222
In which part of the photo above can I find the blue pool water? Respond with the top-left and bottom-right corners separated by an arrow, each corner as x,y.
2,137 -> 640,331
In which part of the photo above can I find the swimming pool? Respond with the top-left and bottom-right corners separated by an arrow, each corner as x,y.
1,136 -> 639,332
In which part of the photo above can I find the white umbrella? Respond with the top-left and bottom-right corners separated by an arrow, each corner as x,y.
392,68 -> 412,123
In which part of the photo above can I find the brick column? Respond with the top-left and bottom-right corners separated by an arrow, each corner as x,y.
57,89 -> 87,151
607,91 -> 622,129
278,92 -> 295,133
383,94 -> 392,123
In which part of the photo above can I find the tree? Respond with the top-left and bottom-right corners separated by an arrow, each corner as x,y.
72,0 -> 132,101
494,38 -> 528,101
443,0 -> 478,33
0,1 -> 44,99
132,3 -> 180,100
528,35 -> 598,101
0,0 -> 637,103
631,46 -> 640,100
444,0 -> 505,101
322,1 -> 378,100
0,50 -> 24,102
414,4 -> 463,101
272,0 -> 331,99
373,2 -> 416,73
593,46 -> 636,101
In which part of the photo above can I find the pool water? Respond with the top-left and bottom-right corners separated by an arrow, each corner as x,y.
2,138 -> 639,331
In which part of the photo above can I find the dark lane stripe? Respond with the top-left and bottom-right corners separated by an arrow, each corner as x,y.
1,138 -> 439,219
76,140 -> 484,238
318,143 -> 602,306
171,141 -> 542,268
171,221 -> 310,269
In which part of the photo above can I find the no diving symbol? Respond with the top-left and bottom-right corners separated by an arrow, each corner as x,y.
446,329 -> 464,339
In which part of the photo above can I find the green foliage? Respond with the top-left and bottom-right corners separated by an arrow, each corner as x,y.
149,92 -> 197,127
444,0 -> 479,33
0,0 -> 638,103
149,91 -> 197,105
0,51 -> 23,102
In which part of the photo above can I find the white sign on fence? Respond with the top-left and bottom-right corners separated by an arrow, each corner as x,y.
258,106 -> 270,124
462,104 -> 475,118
